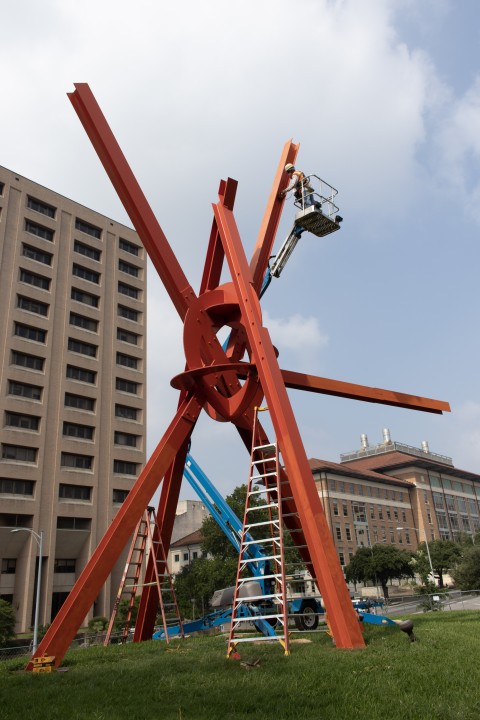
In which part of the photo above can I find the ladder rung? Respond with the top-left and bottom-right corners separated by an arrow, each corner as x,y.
234,592 -> 283,603
241,554 -> 280,563
242,536 -> 280,546
245,519 -> 281,529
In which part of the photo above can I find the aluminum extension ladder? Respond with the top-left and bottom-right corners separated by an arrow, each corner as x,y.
104,506 -> 184,645
227,406 -> 290,657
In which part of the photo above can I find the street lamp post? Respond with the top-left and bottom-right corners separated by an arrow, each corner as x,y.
397,526 -> 435,582
11,528 -> 43,654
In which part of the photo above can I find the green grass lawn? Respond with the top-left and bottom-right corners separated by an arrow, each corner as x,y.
1,612 -> 480,720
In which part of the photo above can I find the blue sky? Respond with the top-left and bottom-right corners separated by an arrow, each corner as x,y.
2,0 -> 480,497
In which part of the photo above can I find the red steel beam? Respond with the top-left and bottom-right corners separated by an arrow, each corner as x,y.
68,83 -> 196,321
27,395 -> 202,670
235,367 -> 450,414
250,139 -> 299,294
213,201 -> 365,649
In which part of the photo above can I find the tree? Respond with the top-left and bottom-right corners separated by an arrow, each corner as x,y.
173,556 -> 238,617
452,545 -> 480,590
0,599 -> 16,645
201,484 -> 270,560
345,544 -> 414,599
421,540 -> 462,588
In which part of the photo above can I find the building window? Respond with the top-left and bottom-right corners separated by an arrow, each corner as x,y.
68,338 -> 97,358
335,525 -> 342,540
0,479 -> 34,496
193,551 -> 198,560
402,511 -> 407,523
118,282 -> 139,299
113,489 -> 129,504
114,460 -> 138,475
117,328 -> 139,345
118,305 -> 139,322
27,196 -> 56,218
8,381 -> 42,400
63,422 -> 94,440
332,500 -> 339,516
461,516 -> 471,533
345,525 -> 352,541
14,322 -> 46,343
25,219 -> 54,241
457,497 -> 467,514
328,478 -> 336,491
74,240 -> 101,262
22,243 -> 53,266
427,511 -> 432,524
66,365 -> 96,384
59,483 -> 91,500
19,269 -> 50,291
183,553 -> 188,562
57,516 -> 91,530
69,312 -> 98,332
174,554 -> 180,563
370,505 -> 375,519
114,431 -> 138,447
119,260 -> 139,277
2,444 -> 37,462
445,495 -> 456,512
54,559 -> 76,573
72,263 -> 100,284
115,404 -> 138,420
433,492 -> 444,510
71,287 -> 99,308
64,393 -> 95,411
393,509 -> 399,521
386,507 -> 391,520
378,508 -> 384,520
0,182 -> 4,195
352,503 -> 366,523
469,499 -> 479,516
75,218 -> 101,239
116,352 -> 138,370
342,500 -> 348,517
11,350 -> 44,371
405,532 -> 410,544
119,238 -> 140,256
61,453 -> 93,470
116,378 -> 139,394
17,295 -> 49,317
1,559 -> 17,574
5,412 -> 39,431
338,550 -> 345,566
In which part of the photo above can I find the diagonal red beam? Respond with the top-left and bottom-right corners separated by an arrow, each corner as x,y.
234,367 -> 450,415
249,139 -> 299,294
27,394 -> 203,670
213,201 -> 365,649
68,83 -> 196,320
199,179 -> 238,294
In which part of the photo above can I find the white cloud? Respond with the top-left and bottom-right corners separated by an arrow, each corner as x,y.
263,310 -> 328,352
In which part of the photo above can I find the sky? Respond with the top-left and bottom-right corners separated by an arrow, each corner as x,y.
2,0 -> 480,500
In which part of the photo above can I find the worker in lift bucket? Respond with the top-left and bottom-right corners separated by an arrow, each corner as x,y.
280,163 -> 316,209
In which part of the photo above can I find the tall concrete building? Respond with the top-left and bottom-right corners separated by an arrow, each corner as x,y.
0,166 -> 146,632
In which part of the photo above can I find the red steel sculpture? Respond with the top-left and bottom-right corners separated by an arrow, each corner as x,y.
27,84 -> 450,669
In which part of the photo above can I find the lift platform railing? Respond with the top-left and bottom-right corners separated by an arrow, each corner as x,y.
291,174 -> 340,220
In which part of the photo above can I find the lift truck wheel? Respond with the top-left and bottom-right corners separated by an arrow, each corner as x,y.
294,601 -> 319,631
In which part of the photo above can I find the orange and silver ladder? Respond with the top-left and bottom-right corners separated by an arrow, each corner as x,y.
227,406 -> 290,657
104,506 -> 184,645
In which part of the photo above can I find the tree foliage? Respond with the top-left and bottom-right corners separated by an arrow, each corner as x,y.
0,599 -> 16,645
452,545 -> 480,590
420,540 -> 462,588
345,544 -> 414,598
173,556 -> 238,617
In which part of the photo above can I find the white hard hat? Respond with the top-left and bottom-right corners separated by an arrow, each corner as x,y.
284,163 -> 295,172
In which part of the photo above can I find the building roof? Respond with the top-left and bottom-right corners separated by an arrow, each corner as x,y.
170,529 -> 203,548
308,457 -> 412,487
341,450 -> 480,484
